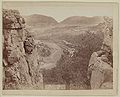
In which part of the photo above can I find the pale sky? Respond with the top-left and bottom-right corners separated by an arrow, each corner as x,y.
3,1 -> 114,22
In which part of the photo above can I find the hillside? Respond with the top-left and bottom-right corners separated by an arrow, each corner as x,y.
60,16 -> 104,26
24,14 -> 58,28
29,16 -> 105,41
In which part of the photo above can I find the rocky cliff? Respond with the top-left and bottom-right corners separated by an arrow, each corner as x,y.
88,17 -> 113,89
3,9 -> 43,90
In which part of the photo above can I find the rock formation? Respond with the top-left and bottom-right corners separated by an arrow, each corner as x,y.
3,9 -> 43,90
88,17 -> 113,89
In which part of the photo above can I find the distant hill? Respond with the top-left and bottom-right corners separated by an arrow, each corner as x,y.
24,14 -> 58,28
60,16 -> 104,26
24,15 -> 105,44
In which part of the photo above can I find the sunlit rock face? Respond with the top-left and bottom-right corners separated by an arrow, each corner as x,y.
88,17 -> 113,89
3,9 -> 43,90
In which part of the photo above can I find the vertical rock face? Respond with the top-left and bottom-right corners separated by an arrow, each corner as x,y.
88,17 -> 113,89
24,36 -> 43,89
3,9 -> 43,90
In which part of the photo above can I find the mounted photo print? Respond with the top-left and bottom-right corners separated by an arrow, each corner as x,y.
1,0 -> 119,96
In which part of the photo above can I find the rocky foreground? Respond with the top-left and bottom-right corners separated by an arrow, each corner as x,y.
3,9 -> 44,89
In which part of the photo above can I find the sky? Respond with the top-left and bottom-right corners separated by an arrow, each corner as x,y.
3,1 -> 114,22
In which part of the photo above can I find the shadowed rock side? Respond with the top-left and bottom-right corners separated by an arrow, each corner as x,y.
88,17 -> 113,89
3,9 -> 43,90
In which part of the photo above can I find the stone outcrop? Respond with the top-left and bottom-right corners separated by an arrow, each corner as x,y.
88,17 -> 113,89
24,36 -> 43,89
3,9 -> 43,89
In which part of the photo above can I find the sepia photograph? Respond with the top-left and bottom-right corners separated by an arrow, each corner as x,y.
1,0 -> 119,96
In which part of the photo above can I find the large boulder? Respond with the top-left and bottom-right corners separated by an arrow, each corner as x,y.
88,17 -> 113,89
89,55 -> 113,89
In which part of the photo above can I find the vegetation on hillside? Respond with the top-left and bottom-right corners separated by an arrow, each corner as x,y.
42,30 -> 103,89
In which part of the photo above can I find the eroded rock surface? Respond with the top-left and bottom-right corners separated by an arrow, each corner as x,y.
3,9 -> 43,90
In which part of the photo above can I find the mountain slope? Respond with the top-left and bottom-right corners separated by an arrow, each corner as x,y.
60,16 -> 104,26
24,14 -> 58,28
